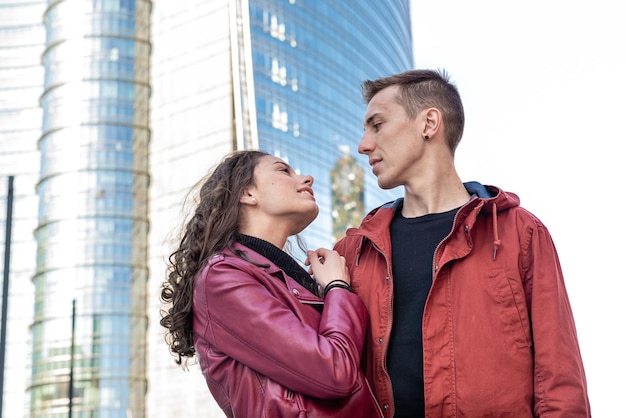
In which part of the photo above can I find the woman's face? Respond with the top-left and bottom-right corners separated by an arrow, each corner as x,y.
245,156 -> 319,235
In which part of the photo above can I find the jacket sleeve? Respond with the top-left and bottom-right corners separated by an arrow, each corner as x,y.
193,259 -> 369,399
522,219 -> 591,417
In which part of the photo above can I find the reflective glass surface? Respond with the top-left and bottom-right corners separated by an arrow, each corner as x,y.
249,0 -> 413,250
30,1 -> 151,417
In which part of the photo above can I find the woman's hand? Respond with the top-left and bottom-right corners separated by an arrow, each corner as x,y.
306,248 -> 351,289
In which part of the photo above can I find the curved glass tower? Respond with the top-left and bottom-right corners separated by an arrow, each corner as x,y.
31,1 -> 151,417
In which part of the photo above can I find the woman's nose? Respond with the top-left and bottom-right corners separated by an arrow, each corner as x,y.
302,175 -> 314,186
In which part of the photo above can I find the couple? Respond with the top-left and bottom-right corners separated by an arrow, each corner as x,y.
160,70 -> 591,417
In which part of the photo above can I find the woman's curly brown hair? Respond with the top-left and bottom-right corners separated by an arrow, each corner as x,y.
159,150 -> 269,367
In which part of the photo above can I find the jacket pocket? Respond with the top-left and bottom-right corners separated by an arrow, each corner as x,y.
261,377 -> 302,417
487,267 -> 532,349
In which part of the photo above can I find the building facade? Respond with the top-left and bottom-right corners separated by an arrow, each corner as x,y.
31,0 -> 152,417
248,0 -> 412,248
0,1 -> 46,417
0,0 -> 412,417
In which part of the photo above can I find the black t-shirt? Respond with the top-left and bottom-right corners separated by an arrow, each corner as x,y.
387,206 -> 457,418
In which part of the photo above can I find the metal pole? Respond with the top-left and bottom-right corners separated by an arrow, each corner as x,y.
0,176 -> 15,418
68,299 -> 76,418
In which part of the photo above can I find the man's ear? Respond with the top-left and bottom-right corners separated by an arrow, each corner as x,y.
422,108 -> 442,140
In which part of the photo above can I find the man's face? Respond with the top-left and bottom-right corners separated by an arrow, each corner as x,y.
359,85 -> 425,190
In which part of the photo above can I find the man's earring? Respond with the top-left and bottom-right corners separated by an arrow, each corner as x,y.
423,134 -> 430,140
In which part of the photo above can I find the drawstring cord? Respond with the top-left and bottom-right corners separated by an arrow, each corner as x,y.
492,202 -> 501,260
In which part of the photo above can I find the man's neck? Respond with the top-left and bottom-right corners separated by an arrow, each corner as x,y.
402,173 -> 470,218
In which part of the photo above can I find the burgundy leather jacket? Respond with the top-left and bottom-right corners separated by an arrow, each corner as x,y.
192,242 -> 383,417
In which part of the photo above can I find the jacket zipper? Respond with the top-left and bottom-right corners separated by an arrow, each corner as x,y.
371,240 -> 395,416
431,203 -> 472,280
424,202 -> 474,415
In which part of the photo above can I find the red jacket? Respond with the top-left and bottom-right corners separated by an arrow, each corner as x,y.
334,183 -> 590,418
192,242 -> 383,417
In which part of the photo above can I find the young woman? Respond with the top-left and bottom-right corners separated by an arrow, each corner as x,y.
160,150 -> 382,417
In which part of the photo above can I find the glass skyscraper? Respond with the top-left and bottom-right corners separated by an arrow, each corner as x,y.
1,1 -> 412,417
248,0 -> 413,248
31,1 -> 151,417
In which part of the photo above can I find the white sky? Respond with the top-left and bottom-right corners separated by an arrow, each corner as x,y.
411,1 -> 625,415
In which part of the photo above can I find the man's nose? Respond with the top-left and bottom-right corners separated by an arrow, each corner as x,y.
358,132 -> 372,155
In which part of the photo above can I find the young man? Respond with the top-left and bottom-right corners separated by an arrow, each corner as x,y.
334,69 -> 590,417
